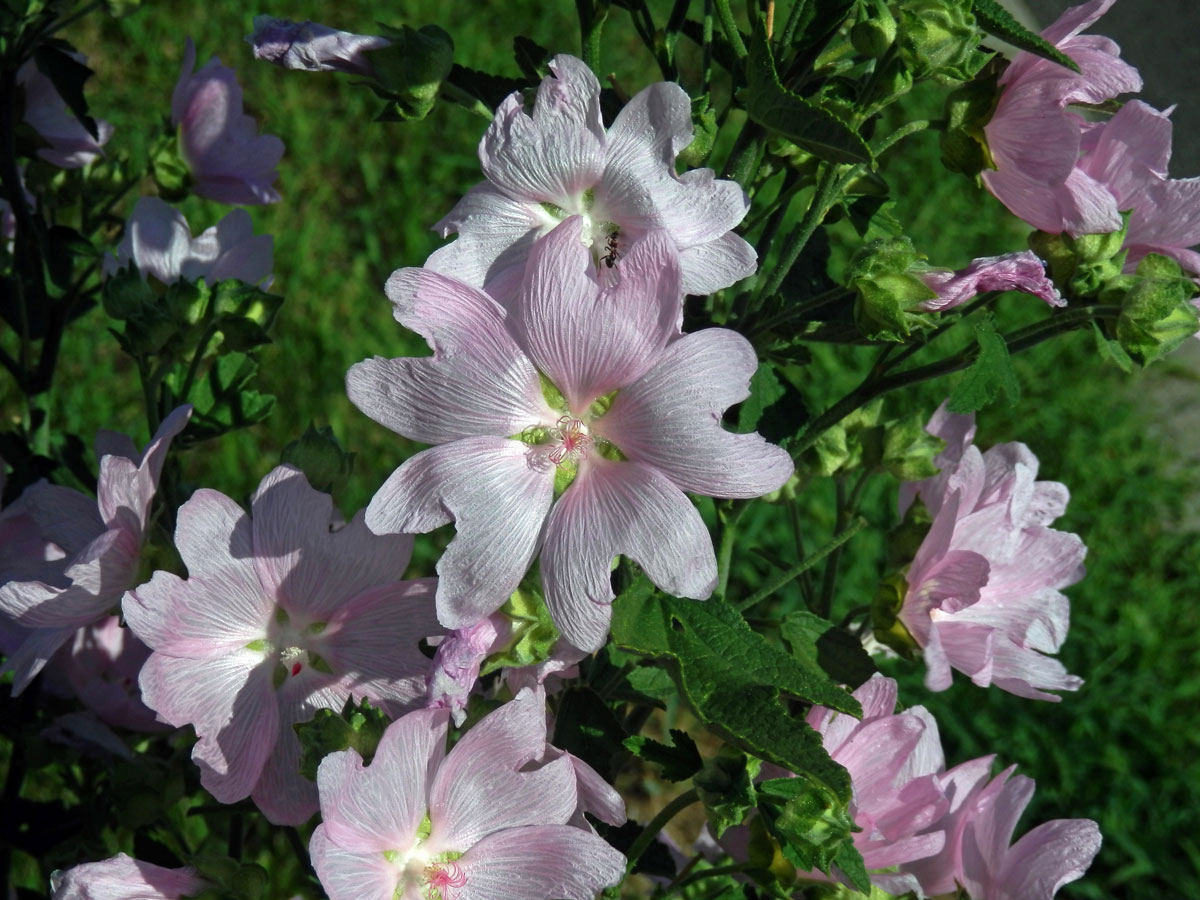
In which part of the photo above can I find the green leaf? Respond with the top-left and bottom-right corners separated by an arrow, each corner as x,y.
295,696 -> 390,781
611,577 -> 859,801
947,314 -> 1021,413
280,423 -> 355,494
783,0 -> 857,53
623,729 -> 703,782
737,361 -> 785,433
1090,320 -> 1134,373
779,610 -> 876,689
971,0 -> 1080,72
512,35 -> 551,80
760,776 -> 864,887
743,16 -> 872,166
552,686 -> 628,780
695,751 -> 760,837
184,352 -> 275,440
33,43 -> 100,140
215,316 -> 271,353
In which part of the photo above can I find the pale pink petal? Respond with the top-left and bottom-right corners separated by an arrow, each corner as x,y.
112,198 -> 194,284
428,183 -> 550,295
318,709 -> 449,852
50,853 -> 207,900
348,268 -> 552,444
920,252 -> 1064,311
594,329 -> 793,497
540,457 -> 716,651
322,579 -> 442,714
309,825 -> 400,900
96,404 -> 191,535
511,220 -> 682,411
139,649 -> 277,803
249,18 -> 390,75
4,624 -> 78,695
982,165 -> 1121,237
365,439 -> 554,629
456,825 -> 625,900
12,480 -> 104,556
1039,0 -> 1116,46
995,818 -> 1102,899
1079,100 -> 1171,205
676,232 -> 758,296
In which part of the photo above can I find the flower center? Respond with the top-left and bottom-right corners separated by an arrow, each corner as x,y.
423,860 -> 468,900
547,415 -> 592,465
279,645 -> 309,678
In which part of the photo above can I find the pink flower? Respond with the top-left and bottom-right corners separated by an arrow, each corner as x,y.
1075,100 -> 1200,274
171,38 -> 285,205
51,853 -> 207,900
428,55 -> 755,301
55,615 -> 163,732
904,764 -> 1101,899
980,0 -> 1140,236
897,405 -> 1086,700
0,406 -> 191,694
123,465 -> 442,824
103,196 -> 273,286
249,17 -> 389,75
919,252 -> 1063,311
310,686 -> 625,900
798,675 -> 950,895
347,221 -> 792,650
18,58 -> 113,169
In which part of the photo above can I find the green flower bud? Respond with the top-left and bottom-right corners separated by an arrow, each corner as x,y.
897,0 -> 991,81
851,0 -> 898,58
1115,253 -> 1200,365
747,813 -> 798,886
1029,224 -> 1129,301
479,587 -> 561,674
871,570 -> 920,659
370,24 -> 454,121
882,410 -> 946,481
768,777 -> 857,873
847,236 -> 938,341
678,94 -> 719,168
149,130 -> 192,202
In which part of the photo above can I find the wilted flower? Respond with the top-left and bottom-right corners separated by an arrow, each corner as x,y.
425,613 -> 510,725
980,0 -> 1140,236
348,221 -> 792,650
919,251 -> 1063,311
890,405 -> 1086,700
123,465 -> 442,824
428,54 -> 755,301
248,16 -> 389,75
103,196 -> 273,286
172,38 -> 285,205
51,853 -> 207,900
0,406 -> 191,694
310,687 -> 625,900
18,58 -> 113,168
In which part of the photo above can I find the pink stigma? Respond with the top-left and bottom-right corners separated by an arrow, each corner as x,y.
548,415 -> 591,465
425,861 -> 467,899
290,662 -> 302,677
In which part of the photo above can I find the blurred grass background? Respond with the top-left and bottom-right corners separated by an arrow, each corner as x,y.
4,0 -> 1196,896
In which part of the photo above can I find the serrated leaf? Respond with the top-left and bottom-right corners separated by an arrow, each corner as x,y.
185,352 -> 275,440
737,361 -> 785,433
783,0 -> 857,52
513,35 -> 550,80
611,577 -> 859,801
445,63 -> 528,111
779,610 -> 876,689
972,0 -> 1080,72
215,316 -> 272,353
1090,320 -> 1134,373
33,44 -> 100,140
294,696 -> 389,781
623,729 -> 702,782
743,16 -> 872,166
552,687 -> 627,781
947,315 -> 1020,413
695,752 -> 760,837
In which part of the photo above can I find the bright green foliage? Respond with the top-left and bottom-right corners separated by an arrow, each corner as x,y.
695,750 -> 760,838
780,609 -> 877,689
610,577 -> 858,801
971,0 -> 1081,72
846,236 -> 938,340
882,408 -> 946,480
947,313 -> 1021,412
279,423 -> 355,494
743,16 -> 872,166
896,0 -> 991,82
479,587 -> 561,673
677,94 -> 718,168
295,695 -> 390,781
757,776 -> 869,893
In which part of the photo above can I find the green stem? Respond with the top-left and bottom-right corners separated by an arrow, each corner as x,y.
663,0 -> 692,77
793,305 -> 1122,457
712,0 -> 747,59
735,516 -> 866,611
439,81 -> 494,120
577,0 -> 611,72
702,0 -> 714,92
779,0 -> 810,48
715,500 -> 749,599
669,863 -> 752,893
788,499 -> 816,608
625,788 -> 701,872
883,292 -> 1000,372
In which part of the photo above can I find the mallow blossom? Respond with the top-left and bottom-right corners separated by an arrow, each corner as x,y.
249,17 -> 389,75
980,0 -> 1141,236
1075,99 -> 1200,274
172,38 -> 285,205
310,686 -> 625,900
894,405 -> 1086,700
18,57 -> 113,168
428,54 -> 755,301
904,762 -> 1102,898
348,220 -> 792,651
0,405 -> 191,694
103,196 -> 273,286
426,613 -> 510,725
51,853 -> 207,900
123,465 -> 442,824
918,251 -> 1063,311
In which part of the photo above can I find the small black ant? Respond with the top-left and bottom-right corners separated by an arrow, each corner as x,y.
602,229 -> 620,268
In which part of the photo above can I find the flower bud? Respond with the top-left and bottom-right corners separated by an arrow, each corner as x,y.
882,411 -> 946,481
1029,225 -> 1129,301
848,236 -> 938,340
280,424 -> 355,494
896,0 -> 990,81
370,24 -> 454,121
871,571 -> 921,659
851,0 -> 897,58
678,95 -> 719,168
1115,254 -> 1200,365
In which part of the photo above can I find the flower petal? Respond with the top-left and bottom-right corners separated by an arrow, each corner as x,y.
309,824 -> 400,900
456,825 -> 625,900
